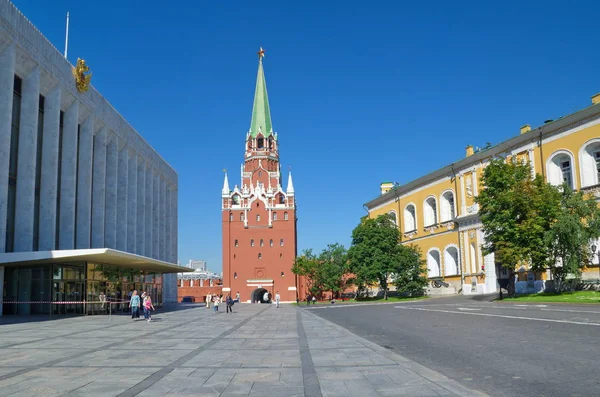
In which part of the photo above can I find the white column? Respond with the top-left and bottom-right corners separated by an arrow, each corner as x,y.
75,116 -> 94,249
145,163 -> 153,257
116,140 -> 128,251
104,134 -> 118,249
14,66 -> 41,252
59,100 -> 79,249
136,155 -> 145,255
127,149 -> 137,254
159,176 -> 166,261
165,185 -> 171,262
91,126 -> 108,248
528,148 -> 536,177
38,85 -> 61,251
153,171 -> 159,260
472,169 -> 478,197
0,44 -> 16,253
459,174 -> 466,216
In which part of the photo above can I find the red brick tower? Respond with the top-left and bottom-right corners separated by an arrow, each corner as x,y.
221,48 -> 300,303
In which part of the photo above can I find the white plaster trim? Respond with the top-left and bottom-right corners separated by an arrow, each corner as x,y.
426,247 -> 442,278
578,138 -> 600,188
403,202 -> 417,233
423,195 -> 439,227
443,243 -> 460,276
546,149 -> 578,190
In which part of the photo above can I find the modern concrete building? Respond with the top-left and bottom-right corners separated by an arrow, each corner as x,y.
0,0 -> 188,315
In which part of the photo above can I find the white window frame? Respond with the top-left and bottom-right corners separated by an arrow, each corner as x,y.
579,139 -> 600,188
439,190 -> 456,223
427,248 -> 441,278
546,150 -> 577,190
423,196 -> 438,227
403,203 -> 417,232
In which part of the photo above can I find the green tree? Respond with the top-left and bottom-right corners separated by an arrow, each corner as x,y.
318,243 -> 353,299
475,157 -> 560,297
541,186 -> 600,290
292,249 -> 322,296
348,213 -> 401,300
392,244 -> 428,296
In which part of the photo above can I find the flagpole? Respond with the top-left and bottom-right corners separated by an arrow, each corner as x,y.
64,11 -> 69,59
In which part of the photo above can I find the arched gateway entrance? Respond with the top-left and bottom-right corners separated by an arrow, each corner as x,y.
251,288 -> 271,303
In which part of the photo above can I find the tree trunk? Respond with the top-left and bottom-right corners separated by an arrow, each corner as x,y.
507,270 -> 516,298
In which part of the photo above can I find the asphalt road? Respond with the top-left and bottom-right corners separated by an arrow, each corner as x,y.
307,295 -> 600,397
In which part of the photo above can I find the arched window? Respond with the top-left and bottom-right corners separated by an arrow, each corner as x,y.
229,213 -> 233,221
260,239 -> 264,247
427,249 -> 441,278
280,239 -> 284,247
258,253 -> 262,259
234,272 -> 237,279
273,212 -> 278,220
240,213 -> 244,221
256,214 -> 260,222
281,271 -> 284,277
284,212 -> 289,220
580,140 -> 600,188
547,151 -> 576,190
423,197 -> 438,227
470,242 -> 478,273
234,239 -> 238,247
250,239 -> 255,247
404,204 -> 416,232
232,195 -> 240,205
440,191 -> 455,223
280,253 -> 283,258
388,211 -> 397,226
444,246 -> 459,276
269,239 -> 273,247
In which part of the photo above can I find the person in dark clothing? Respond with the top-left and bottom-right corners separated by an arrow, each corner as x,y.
306,294 -> 311,306
226,294 -> 234,313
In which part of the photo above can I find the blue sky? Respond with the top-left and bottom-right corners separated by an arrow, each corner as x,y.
13,0 -> 600,272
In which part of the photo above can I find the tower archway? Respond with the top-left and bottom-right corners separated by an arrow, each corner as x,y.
251,288 -> 270,303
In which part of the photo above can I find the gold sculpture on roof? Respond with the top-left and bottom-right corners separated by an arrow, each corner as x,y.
72,58 -> 92,93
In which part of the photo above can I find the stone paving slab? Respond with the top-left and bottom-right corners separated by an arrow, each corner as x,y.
0,303 -> 487,396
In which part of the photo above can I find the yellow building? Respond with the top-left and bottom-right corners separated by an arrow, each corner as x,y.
365,93 -> 600,295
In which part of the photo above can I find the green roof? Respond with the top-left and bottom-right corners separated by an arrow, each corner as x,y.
249,59 -> 273,138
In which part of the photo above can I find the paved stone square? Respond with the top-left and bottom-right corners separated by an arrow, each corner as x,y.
0,304 -> 485,396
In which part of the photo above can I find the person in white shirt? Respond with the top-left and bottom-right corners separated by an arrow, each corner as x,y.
275,291 -> 281,308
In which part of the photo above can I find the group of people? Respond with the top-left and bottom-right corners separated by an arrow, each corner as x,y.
128,290 -> 155,322
205,292 -> 238,313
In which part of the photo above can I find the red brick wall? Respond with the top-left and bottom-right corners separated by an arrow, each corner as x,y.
177,280 -> 225,303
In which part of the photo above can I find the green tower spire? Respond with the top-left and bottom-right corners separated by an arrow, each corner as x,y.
249,47 -> 273,138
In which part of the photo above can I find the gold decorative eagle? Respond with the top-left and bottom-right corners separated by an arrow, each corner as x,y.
72,58 -> 92,93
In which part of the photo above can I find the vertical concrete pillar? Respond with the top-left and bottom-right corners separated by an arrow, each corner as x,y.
14,66 -> 41,252
75,116 -> 94,249
0,266 -> 4,316
136,155 -> 145,255
91,126 -> 108,248
172,187 -> 178,264
59,100 -> 79,249
38,85 -> 61,251
104,134 -> 118,249
0,43 -> 15,253
127,149 -> 137,254
152,171 -> 159,259
116,140 -> 128,251
159,175 -> 166,261
145,163 -> 153,257
165,185 -> 171,262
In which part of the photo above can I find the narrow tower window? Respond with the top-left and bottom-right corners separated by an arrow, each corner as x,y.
280,239 -> 284,247
260,239 -> 264,247
256,214 -> 260,222
234,239 -> 238,247
251,239 -> 255,247
229,213 -> 233,221
269,239 -> 273,247
284,212 -> 288,220
258,253 -> 262,259
273,212 -> 278,220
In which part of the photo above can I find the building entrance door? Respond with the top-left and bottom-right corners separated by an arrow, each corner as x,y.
53,281 -> 85,315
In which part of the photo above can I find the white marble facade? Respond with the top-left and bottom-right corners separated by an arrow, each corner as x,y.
0,0 -> 178,301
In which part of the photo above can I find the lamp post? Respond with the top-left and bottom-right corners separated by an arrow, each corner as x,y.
592,244 -> 599,281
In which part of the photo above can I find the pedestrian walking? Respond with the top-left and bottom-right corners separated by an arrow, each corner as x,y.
206,293 -> 212,309
143,293 -> 155,322
275,291 -> 281,308
236,291 -> 240,303
213,295 -> 219,313
226,294 -> 234,313
129,290 -> 140,320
